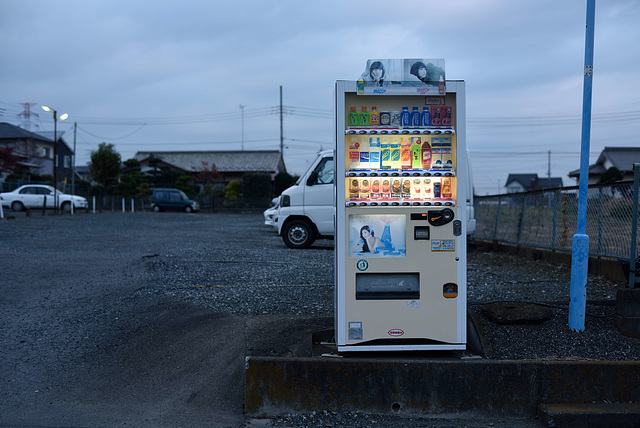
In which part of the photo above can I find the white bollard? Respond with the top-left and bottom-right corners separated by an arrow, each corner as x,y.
92,196 -> 96,214
0,202 -> 4,219
122,197 -> 125,213
131,198 -> 135,213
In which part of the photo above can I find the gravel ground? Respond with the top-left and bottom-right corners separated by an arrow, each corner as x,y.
138,215 -> 637,361
2,211 -> 638,428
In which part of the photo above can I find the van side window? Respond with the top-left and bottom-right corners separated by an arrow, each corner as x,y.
312,158 -> 334,185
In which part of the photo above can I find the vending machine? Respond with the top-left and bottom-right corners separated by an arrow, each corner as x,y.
335,59 -> 467,352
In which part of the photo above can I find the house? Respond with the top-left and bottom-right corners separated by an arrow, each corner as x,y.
568,147 -> 640,184
133,150 -> 287,185
505,173 -> 563,193
0,122 -> 75,186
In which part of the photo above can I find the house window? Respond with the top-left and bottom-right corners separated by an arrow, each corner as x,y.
43,147 -> 51,158
64,156 -> 70,168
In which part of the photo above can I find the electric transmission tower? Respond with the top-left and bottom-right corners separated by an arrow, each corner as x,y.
18,102 -> 39,131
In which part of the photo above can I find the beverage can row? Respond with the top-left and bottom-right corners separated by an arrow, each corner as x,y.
348,177 -> 453,200
347,135 -> 453,170
348,105 -> 452,127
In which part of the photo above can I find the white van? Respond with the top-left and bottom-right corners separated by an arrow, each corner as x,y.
276,149 -> 475,249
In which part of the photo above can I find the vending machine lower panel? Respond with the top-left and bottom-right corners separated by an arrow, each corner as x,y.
337,206 -> 466,352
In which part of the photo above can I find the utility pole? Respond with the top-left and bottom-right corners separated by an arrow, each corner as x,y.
279,86 -> 284,156
547,150 -> 551,179
239,104 -> 245,151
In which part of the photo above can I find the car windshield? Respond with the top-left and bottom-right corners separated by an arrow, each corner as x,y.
179,190 -> 188,200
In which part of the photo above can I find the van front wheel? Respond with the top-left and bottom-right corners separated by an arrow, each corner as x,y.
282,220 -> 315,249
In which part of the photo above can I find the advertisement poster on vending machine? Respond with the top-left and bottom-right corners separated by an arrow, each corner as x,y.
349,214 -> 406,258
357,58 -> 446,95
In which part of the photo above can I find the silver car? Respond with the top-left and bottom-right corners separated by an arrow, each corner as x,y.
263,197 -> 279,227
0,185 -> 88,212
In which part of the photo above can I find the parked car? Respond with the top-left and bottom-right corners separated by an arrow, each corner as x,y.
0,185 -> 88,212
263,197 -> 279,227
151,188 -> 199,213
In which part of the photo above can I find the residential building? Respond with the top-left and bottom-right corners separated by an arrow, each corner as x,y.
568,147 -> 640,184
0,122 -> 75,186
505,173 -> 563,193
133,150 -> 286,186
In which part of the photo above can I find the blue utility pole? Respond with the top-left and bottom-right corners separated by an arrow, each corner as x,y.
569,0 -> 596,331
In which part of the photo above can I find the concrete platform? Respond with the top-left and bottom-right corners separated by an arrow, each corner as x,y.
245,357 -> 640,421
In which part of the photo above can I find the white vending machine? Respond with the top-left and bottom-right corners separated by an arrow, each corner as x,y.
335,59 -> 467,352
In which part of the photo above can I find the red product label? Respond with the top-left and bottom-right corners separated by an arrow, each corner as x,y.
388,329 -> 404,337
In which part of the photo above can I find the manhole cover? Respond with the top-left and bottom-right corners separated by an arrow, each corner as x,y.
482,302 -> 553,325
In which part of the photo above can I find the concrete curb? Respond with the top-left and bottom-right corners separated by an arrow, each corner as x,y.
245,357 -> 640,419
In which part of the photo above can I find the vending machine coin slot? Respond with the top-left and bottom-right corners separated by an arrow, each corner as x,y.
427,208 -> 454,226
453,220 -> 462,236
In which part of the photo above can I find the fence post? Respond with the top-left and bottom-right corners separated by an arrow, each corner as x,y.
551,190 -> 559,250
517,193 -> 526,244
596,186 -> 604,258
493,194 -> 502,241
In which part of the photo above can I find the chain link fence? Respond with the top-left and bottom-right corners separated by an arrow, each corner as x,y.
473,181 -> 637,259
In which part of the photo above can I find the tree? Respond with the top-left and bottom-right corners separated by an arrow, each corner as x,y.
90,143 -> 121,193
0,147 -> 20,175
274,172 -> 298,196
223,180 -> 242,207
195,161 -> 221,196
113,159 -> 143,196
599,167 -> 624,184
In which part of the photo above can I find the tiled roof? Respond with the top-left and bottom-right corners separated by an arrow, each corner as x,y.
134,150 -> 285,174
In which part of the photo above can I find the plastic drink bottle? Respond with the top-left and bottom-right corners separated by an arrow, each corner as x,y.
390,138 -> 401,169
359,107 -> 369,126
369,137 -> 381,170
431,107 -> 441,126
370,106 -> 380,127
438,76 -> 445,94
348,106 -> 358,126
349,136 -> 360,169
411,107 -> 420,127
400,107 -> 410,127
359,137 -> 370,169
400,138 -> 411,169
421,107 -> 431,127
410,137 -> 422,169
421,138 -> 432,169
380,138 -> 390,169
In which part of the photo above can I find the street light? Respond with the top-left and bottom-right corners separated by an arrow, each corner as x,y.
42,105 -> 68,213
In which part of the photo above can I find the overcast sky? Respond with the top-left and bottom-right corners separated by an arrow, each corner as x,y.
1,0 -> 639,195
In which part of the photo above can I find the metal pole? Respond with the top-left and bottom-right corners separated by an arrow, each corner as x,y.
53,111 -> 58,213
629,164 -> 640,289
280,85 -> 284,156
72,122 -> 77,196
569,0 -> 596,332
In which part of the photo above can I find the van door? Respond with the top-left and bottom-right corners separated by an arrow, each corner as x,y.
304,156 -> 334,235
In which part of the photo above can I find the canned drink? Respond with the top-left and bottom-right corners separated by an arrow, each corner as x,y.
380,111 -> 391,126
390,111 -> 401,127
